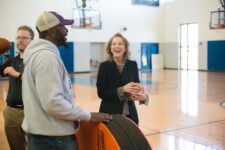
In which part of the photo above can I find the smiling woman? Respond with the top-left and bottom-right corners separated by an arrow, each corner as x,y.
96,33 -> 149,125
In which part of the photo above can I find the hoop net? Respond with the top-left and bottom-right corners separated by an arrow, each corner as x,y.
213,23 -> 225,29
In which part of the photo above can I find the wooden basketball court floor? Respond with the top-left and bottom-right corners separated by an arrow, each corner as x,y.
0,69 -> 225,150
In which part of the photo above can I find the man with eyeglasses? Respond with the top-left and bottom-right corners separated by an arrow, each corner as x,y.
0,25 -> 34,150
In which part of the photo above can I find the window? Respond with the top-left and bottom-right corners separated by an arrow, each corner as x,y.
132,0 -> 159,7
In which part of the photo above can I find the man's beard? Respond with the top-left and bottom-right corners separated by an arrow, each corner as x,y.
18,49 -> 24,53
63,42 -> 68,49
55,34 -> 68,49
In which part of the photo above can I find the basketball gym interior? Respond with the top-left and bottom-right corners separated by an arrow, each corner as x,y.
0,0 -> 225,149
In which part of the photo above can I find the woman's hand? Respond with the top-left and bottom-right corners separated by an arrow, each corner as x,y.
124,83 -> 148,102
123,82 -> 143,95
131,93 -> 148,101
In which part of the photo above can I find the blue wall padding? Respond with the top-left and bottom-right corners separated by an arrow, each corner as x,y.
141,43 -> 159,71
58,42 -> 74,72
208,40 -> 225,71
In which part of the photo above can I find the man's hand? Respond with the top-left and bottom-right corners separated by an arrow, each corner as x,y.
90,113 -> 113,123
4,67 -> 20,78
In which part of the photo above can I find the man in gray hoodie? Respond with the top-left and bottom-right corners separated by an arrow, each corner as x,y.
22,11 -> 112,150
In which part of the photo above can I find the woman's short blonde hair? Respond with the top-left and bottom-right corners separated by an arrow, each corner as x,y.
105,33 -> 130,61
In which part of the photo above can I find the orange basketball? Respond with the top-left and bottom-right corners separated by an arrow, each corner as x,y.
0,38 -> 11,55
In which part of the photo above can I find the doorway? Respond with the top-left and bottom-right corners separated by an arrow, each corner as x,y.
180,23 -> 198,70
141,43 -> 158,71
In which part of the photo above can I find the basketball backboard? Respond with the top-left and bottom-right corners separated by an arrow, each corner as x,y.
210,10 -> 225,29
72,8 -> 102,29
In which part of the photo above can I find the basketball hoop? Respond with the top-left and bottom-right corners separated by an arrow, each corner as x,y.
213,23 -> 225,29
84,23 -> 93,28
210,10 -> 225,29
72,8 -> 102,29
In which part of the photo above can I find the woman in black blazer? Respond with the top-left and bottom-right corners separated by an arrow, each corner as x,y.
96,33 -> 148,125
